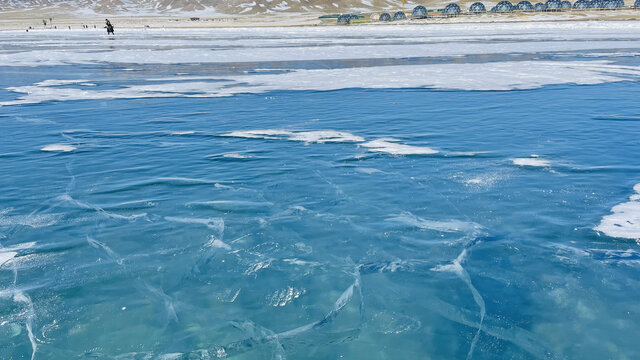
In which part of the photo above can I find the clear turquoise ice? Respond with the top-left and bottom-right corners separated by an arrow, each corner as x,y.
1,26 -> 640,359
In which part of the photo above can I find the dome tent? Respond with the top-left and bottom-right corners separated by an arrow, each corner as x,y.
573,0 -> 589,8
470,1 -> 487,11
589,0 -> 605,8
412,5 -> 428,17
516,1 -> 534,9
442,3 -> 461,14
379,12 -> 392,21
393,11 -> 407,20
603,0 -> 623,8
636,0 -> 640,7
534,2 -> 546,9
492,0 -> 515,11
560,0 -> 572,7
545,0 -> 562,9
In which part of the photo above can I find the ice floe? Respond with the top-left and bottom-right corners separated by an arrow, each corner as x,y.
594,183 -> 640,240
40,144 -> 76,152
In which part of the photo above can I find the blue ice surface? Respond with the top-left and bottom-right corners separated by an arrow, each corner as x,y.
1,36 -> 640,360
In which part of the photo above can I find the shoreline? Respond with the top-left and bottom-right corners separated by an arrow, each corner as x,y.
1,8 -> 640,31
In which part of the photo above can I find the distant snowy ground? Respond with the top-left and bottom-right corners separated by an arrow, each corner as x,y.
2,21 -> 640,105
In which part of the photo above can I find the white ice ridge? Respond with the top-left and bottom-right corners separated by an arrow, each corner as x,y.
432,248 -> 486,360
56,194 -> 147,221
511,155 -> 551,167
594,183 -> 640,240
40,144 -> 77,152
165,216 -> 224,232
361,138 -> 438,155
34,79 -> 91,87
223,129 -> 441,156
207,236 -> 232,250
13,292 -> 37,360
222,130 -> 364,143
3,60 -> 640,108
0,242 -> 36,268
388,212 -> 481,233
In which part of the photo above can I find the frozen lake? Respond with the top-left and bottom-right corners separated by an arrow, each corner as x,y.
1,22 -> 640,359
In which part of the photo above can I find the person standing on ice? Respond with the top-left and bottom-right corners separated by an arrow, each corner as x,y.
105,19 -> 114,35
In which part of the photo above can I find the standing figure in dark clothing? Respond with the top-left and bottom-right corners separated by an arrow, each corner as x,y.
105,19 -> 114,35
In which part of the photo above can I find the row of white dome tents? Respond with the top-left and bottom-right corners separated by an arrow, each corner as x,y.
374,0 -> 636,21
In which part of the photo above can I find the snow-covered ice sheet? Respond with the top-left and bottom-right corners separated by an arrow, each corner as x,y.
595,184 -> 640,240
3,60 -> 639,106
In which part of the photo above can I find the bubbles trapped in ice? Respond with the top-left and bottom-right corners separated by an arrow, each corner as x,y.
368,311 -> 422,334
267,286 -> 306,307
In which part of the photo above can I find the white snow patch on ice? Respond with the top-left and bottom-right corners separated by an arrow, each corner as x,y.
4,60 -> 639,107
595,183 -> 640,240
512,156 -> 551,167
361,138 -> 438,155
223,153 -> 253,159
388,212 -> 481,233
222,129 -> 292,139
222,130 -> 364,143
34,79 -> 91,87
40,144 -> 76,152
0,251 -> 17,268
207,236 -> 232,250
